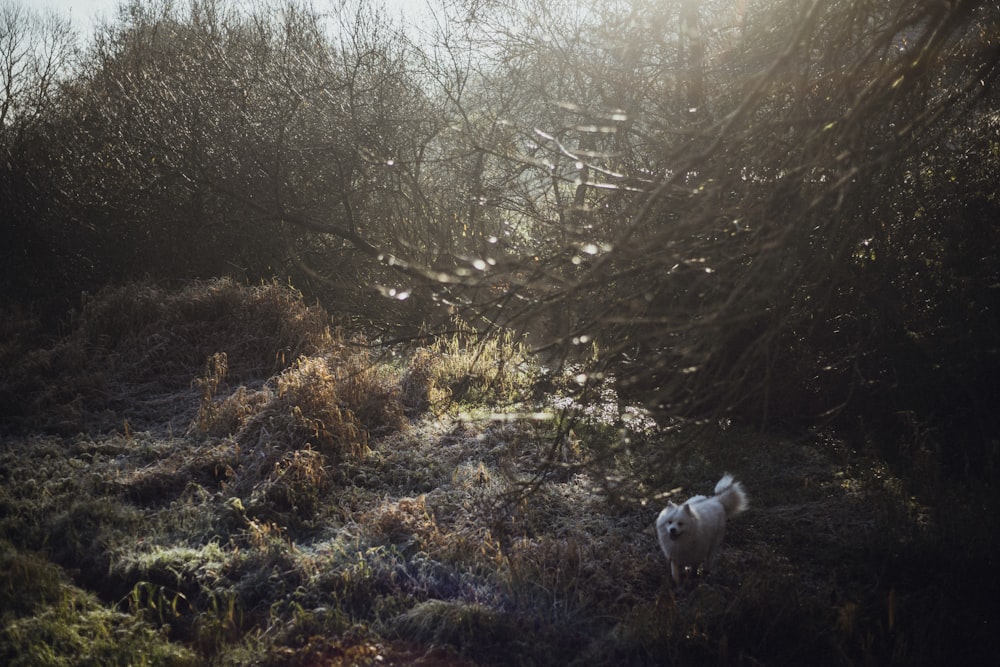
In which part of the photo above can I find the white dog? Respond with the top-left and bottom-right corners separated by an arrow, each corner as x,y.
656,474 -> 748,584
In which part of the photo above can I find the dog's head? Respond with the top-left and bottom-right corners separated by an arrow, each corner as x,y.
661,502 -> 697,541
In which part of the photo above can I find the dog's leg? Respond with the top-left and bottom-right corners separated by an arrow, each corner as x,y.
670,560 -> 681,585
702,548 -> 716,578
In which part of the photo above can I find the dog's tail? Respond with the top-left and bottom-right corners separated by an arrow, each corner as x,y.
714,474 -> 749,516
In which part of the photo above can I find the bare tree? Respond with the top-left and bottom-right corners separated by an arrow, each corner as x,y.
0,0 -> 77,139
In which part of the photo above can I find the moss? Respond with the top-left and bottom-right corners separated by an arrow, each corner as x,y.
0,544 -> 65,621
0,595 -> 197,667
0,545 -> 195,667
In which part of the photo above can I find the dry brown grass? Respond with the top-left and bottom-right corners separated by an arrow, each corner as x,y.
2,278 -> 333,434
201,349 -> 408,523
400,321 -> 534,416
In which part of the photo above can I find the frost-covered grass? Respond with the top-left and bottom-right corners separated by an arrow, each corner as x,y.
1,281 -> 994,665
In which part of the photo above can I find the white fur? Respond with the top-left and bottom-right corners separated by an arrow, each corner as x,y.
655,474 -> 748,584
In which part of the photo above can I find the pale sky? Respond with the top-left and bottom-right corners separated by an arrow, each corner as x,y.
39,0 -> 119,33
39,1 -> 430,37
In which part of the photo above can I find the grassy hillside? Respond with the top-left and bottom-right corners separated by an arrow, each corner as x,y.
1,280 -> 996,665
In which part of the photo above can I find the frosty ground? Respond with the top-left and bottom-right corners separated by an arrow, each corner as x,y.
1,280 -> 994,665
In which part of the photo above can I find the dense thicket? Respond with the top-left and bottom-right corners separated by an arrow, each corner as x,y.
2,0 -> 998,458
539,0 -> 1000,440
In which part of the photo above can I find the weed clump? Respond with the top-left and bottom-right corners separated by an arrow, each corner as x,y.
237,356 -> 368,459
393,599 -> 518,660
401,321 -> 533,415
208,351 -> 405,523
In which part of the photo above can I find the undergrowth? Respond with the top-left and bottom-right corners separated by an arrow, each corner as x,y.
0,280 -> 995,665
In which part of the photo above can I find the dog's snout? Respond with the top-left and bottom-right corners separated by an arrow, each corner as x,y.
669,527 -> 680,539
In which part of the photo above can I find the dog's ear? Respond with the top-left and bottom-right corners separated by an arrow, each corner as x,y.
682,503 -> 695,517
667,501 -> 678,510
